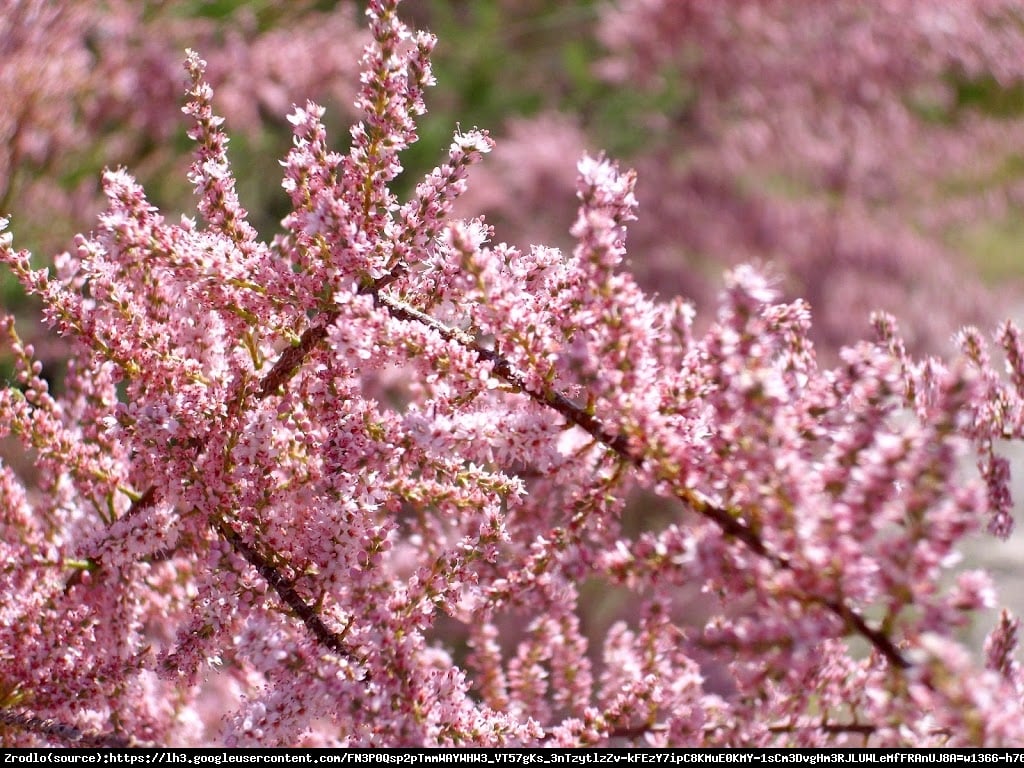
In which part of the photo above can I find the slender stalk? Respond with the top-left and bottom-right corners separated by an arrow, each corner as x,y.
0,708 -> 140,748
376,290 -> 911,670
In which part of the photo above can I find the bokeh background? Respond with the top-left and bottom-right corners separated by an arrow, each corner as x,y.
5,0 -> 1024,654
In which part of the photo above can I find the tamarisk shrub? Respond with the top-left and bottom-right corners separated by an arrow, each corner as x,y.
2,0 -> 1024,747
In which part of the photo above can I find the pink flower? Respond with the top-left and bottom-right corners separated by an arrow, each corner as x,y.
2,0 -> 1024,749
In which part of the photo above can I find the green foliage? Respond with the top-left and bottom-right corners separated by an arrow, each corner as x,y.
953,73 -> 1024,119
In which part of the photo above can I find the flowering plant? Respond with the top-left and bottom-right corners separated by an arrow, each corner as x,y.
2,0 -> 1024,747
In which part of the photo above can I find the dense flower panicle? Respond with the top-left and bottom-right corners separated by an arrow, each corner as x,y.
986,610 -> 1024,694
4,0 -> 1024,748
184,52 -> 259,250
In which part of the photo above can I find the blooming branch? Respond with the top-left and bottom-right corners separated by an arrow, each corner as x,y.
1,0 -> 1023,748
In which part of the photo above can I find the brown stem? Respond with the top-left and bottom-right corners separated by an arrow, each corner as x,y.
0,707 -> 141,748
377,292 -> 911,670
256,313 -> 337,399
214,521 -> 364,671
82,483 -> 360,668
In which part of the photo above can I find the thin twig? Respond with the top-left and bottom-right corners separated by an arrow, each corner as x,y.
256,313 -> 337,399
376,291 -> 911,670
0,707 -> 142,748
214,521 -> 364,672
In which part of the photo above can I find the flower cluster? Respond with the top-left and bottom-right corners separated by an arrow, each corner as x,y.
2,0 -> 1024,747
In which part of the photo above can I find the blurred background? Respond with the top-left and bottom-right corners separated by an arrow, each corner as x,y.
5,0 -> 1024,650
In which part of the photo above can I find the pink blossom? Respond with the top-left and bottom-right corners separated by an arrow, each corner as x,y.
2,0 -> 1024,749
